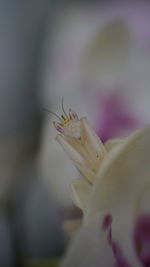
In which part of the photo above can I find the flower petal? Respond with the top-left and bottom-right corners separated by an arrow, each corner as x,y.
138,186 -> 150,215
134,187 -> 150,265
71,179 -> 91,211
104,138 -> 125,151
61,214 -> 116,267
63,219 -> 82,238
84,19 -> 132,86
85,126 -> 150,265
134,213 -> 150,266
86,126 -> 150,218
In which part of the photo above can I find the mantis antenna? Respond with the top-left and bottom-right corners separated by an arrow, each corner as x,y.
61,97 -> 68,117
43,108 -> 63,121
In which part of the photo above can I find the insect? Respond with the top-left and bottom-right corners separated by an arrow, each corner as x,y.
44,98 -> 107,183
44,98 -> 82,139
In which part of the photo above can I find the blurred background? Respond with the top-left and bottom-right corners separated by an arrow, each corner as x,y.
1,0 -> 150,266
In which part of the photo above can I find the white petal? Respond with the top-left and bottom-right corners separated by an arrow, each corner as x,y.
83,19 -> 132,86
104,131 -> 139,152
63,219 -> 82,238
61,214 -> 116,267
86,126 -> 150,217
138,186 -> 150,214
71,179 -> 91,210
104,138 -> 125,151
111,204 -> 142,266
85,126 -> 150,265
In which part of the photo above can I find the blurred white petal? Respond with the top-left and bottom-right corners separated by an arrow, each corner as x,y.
71,179 -> 91,210
61,214 -> 116,267
84,126 -> 150,265
63,219 -> 82,238
104,138 -> 125,151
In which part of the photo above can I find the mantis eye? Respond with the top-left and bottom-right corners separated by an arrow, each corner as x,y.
53,122 -> 64,134
69,109 -> 78,120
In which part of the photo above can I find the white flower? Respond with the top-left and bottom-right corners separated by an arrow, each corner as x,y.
54,112 -> 150,266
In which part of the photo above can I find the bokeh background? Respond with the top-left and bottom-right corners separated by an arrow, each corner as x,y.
1,1 -> 150,266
